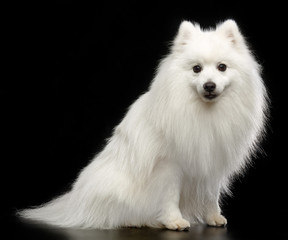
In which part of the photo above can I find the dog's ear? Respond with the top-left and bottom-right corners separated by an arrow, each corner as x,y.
217,20 -> 246,49
172,21 -> 198,52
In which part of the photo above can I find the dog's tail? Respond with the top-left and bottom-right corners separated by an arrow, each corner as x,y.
17,192 -> 79,228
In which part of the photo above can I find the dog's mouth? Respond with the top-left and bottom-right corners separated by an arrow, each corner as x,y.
203,92 -> 218,100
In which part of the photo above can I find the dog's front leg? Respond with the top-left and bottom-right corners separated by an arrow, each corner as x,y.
204,182 -> 227,227
156,170 -> 190,231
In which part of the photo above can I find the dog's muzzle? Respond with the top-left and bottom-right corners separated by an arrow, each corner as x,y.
203,82 -> 218,100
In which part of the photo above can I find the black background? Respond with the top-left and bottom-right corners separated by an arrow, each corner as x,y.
3,3 -> 288,239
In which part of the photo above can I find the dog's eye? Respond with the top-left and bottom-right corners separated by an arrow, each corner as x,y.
217,63 -> 227,72
193,65 -> 202,73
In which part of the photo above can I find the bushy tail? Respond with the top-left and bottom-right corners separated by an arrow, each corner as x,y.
18,192 -> 77,228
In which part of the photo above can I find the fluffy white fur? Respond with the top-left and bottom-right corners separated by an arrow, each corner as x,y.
19,20 -> 268,230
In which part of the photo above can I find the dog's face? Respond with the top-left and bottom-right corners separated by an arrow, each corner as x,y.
172,20 -> 249,103
187,52 -> 232,103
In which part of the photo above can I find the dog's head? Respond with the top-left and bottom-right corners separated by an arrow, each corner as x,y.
171,20 -> 254,103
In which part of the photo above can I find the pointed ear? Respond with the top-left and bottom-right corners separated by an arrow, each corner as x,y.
173,21 -> 197,52
217,19 -> 246,48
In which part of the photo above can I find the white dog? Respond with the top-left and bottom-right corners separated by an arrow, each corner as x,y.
19,19 -> 268,230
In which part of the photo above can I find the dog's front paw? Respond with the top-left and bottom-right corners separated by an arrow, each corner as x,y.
164,218 -> 190,231
206,214 -> 227,227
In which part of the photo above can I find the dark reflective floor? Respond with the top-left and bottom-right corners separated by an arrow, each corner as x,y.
8,216 -> 287,240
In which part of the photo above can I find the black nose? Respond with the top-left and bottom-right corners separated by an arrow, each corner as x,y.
203,82 -> 216,92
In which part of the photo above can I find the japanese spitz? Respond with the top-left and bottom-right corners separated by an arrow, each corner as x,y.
19,20 -> 268,230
